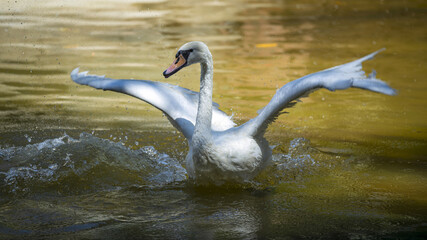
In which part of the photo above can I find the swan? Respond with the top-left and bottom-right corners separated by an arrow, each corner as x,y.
71,41 -> 396,184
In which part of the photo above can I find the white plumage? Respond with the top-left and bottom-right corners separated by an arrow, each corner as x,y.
71,42 -> 396,184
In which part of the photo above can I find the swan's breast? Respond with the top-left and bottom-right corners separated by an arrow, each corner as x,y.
187,134 -> 267,183
213,136 -> 262,171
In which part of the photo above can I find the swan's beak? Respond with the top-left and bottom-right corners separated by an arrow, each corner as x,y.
163,54 -> 187,78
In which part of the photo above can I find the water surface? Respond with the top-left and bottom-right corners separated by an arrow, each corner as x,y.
0,0 -> 426,238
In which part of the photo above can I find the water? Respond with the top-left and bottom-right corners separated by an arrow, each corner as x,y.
1,0 -> 426,238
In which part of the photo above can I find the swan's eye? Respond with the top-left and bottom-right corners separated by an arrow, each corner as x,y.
181,49 -> 193,60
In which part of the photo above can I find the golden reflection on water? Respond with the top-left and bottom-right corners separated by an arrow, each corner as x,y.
0,0 -> 426,238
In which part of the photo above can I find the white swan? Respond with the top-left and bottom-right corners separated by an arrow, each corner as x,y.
71,41 -> 396,184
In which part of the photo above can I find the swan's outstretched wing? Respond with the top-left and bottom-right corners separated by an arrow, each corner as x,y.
71,68 -> 235,139
239,49 -> 397,137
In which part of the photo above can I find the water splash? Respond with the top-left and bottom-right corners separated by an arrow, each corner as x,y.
24,134 -> 32,143
0,133 -> 187,196
139,146 -> 187,184
274,138 -> 319,172
253,137 -> 335,186
0,133 -> 343,195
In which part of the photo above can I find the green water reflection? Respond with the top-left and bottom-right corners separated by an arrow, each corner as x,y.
0,0 -> 426,238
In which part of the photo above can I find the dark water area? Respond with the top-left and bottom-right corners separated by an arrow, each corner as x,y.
1,0 -> 426,239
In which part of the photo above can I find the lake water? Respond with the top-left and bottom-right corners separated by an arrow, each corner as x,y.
0,0 -> 426,239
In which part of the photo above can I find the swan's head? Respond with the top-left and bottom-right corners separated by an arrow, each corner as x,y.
163,41 -> 211,78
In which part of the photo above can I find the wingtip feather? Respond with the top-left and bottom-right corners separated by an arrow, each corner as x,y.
360,48 -> 386,62
70,67 -> 80,82
71,67 -> 80,75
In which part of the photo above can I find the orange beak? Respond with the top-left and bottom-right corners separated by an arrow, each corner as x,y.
163,54 -> 187,78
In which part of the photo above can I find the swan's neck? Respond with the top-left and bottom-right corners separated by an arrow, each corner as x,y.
192,56 -> 213,146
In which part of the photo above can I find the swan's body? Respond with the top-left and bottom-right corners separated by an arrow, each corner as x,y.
71,42 -> 396,184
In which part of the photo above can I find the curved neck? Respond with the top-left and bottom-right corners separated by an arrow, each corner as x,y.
192,55 -> 213,146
